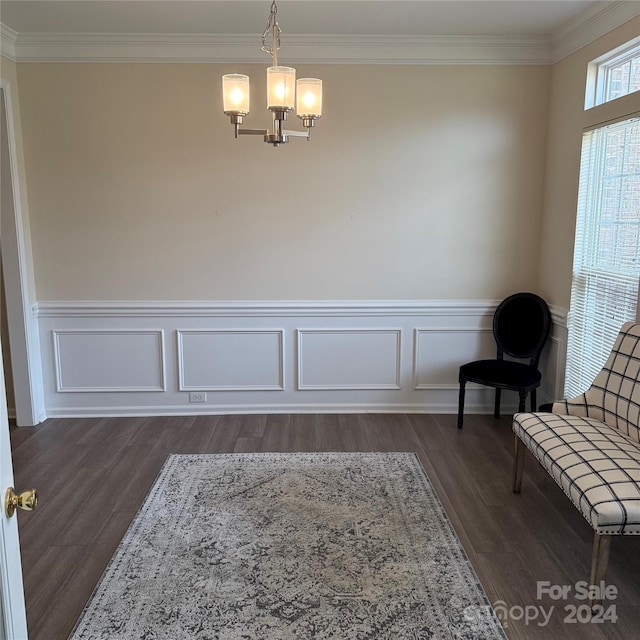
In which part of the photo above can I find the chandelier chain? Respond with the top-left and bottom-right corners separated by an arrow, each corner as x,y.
261,0 -> 281,59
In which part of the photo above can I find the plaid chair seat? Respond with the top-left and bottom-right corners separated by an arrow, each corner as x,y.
513,412 -> 640,535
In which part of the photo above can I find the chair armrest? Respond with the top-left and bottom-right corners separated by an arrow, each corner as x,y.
552,393 -> 590,417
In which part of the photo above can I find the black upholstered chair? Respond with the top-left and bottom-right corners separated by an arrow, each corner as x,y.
457,292 -> 551,429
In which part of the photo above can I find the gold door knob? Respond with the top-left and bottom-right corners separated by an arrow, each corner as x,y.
5,487 -> 38,518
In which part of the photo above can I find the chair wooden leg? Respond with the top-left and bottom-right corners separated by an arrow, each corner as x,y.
589,533 -> 612,609
494,388 -> 501,418
512,435 -> 526,493
518,390 -> 526,412
457,378 -> 466,429
530,388 -> 537,412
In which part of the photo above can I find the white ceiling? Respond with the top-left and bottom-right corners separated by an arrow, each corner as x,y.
0,1 -> 610,37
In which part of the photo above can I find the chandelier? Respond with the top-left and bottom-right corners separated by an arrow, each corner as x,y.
222,0 -> 323,147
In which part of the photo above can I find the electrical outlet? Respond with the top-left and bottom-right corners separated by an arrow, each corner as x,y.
189,392 -> 207,403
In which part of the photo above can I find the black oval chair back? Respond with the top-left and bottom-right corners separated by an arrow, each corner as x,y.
494,292 -> 552,366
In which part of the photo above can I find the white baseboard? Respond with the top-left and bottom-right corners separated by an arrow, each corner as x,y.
44,402 -> 521,418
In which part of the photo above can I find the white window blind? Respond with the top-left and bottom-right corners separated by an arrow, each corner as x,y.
565,117 -> 640,397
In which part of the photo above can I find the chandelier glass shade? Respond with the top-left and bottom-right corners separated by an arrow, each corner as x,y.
222,1 -> 323,146
222,74 -> 250,115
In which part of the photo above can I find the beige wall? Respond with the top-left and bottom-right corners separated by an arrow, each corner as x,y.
538,18 -> 640,310
17,62 -> 550,301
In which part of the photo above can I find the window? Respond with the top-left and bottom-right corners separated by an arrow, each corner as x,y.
586,37 -> 640,108
566,39 -> 640,398
566,118 -> 640,396
603,51 -> 640,102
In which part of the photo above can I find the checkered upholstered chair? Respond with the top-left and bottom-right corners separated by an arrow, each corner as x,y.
512,322 -> 640,601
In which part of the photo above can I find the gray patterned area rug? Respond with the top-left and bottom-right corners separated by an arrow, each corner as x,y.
69,452 -> 506,639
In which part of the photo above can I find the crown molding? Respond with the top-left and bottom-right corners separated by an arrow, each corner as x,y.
2,2 -> 638,66
551,0 -> 640,63
0,24 -> 18,61
3,31 -> 551,65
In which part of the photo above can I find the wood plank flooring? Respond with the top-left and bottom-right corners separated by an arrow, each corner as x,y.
9,413 -> 640,639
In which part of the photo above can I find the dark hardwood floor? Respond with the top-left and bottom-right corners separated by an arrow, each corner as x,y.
9,413 -> 640,639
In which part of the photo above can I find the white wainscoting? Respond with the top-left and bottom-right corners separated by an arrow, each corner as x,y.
177,329 -> 284,391
297,329 -> 401,390
53,330 -> 166,393
34,301 -> 568,417
413,328 -> 495,389
540,322 -> 568,404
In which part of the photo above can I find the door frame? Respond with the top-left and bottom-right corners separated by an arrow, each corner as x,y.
0,79 -> 45,427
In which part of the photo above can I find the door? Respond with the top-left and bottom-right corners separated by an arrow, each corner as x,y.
0,81 -> 29,638
0,335 -> 28,639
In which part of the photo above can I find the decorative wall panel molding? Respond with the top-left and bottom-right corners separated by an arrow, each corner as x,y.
177,329 -> 284,391
37,300 -> 568,417
53,329 -> 166,392
297,329 -> 401,390
413,328 -> 494,389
